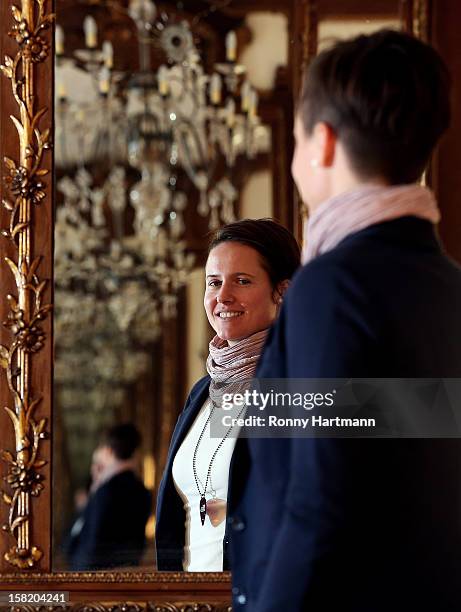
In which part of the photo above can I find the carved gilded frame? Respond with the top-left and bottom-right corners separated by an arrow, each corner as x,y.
0,0 -> 53,571
0,0 -> 428,606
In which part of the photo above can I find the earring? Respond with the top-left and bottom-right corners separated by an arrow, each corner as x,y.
310,158 -> 319,168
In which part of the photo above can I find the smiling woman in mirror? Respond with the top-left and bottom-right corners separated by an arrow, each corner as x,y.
155,219 -> 300,571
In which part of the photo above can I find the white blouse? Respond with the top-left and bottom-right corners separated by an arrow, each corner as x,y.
172,399 -> 238,571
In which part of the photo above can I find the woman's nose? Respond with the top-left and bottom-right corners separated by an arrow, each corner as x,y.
216,283 -> 234,303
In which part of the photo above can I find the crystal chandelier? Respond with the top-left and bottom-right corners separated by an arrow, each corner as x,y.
55,0 -> 268,324
53,0 -> 269,451
53,0 -> 269,408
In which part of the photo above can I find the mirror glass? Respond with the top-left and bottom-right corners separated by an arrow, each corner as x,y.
52,0 -> 289,571
52,0 -> 405,572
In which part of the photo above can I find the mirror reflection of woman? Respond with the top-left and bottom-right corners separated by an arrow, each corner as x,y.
155,219 -> 300,571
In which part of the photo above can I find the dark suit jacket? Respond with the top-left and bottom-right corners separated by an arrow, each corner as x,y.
68,470 -> 151,570
156,375 -> 245,570
228,217 -> 461,611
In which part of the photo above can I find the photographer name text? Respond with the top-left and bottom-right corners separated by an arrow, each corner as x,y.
221,415 -> 376,429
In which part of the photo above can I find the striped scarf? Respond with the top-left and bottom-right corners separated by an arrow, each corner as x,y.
206,329 -> 268,408
302,184 -> 440,264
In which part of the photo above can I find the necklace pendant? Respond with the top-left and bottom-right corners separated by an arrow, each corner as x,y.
199,496 -> 207,525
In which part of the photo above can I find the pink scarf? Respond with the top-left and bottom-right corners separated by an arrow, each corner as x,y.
302,184 -> 440,264
206,329 -> 268,406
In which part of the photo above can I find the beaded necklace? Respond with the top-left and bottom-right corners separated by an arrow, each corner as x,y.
192,401 -> 244,525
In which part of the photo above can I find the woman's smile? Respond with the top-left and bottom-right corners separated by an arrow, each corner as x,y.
216,311 -> 245,319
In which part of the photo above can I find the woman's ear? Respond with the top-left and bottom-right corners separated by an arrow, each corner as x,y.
273,279 -> 290,305
312,121 -> 337,168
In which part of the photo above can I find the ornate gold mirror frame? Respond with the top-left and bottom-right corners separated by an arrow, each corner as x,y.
0,0 -> 429,607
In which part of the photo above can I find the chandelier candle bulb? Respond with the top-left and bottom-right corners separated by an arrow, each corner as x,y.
249,89 -> 258,120
84,15 -> 97,48
55,25 -> 65,56
210,73 -> 222,105
241,80 -> 250,112
226,30 -> 237,62
103,41 -> 114,69
158,65 -> 169,96
98,66 -> 110,95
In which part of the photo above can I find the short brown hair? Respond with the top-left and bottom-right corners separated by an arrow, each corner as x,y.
299,29 -> 451,184
101,423 -> 141,460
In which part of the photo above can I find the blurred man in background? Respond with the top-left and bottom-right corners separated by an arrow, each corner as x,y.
67,423 -> 151,570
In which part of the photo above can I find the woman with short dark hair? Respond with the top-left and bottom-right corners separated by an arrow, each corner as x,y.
155,218 -> 300,571
229,30 -> 461,611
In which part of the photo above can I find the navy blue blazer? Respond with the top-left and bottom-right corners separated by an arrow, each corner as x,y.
156,375 -> 246,570
68,470 -> 151,570
228,217 -> 461,611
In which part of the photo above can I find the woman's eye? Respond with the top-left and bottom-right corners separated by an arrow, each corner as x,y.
237,278 -> 250,285
208,280 -> 221,287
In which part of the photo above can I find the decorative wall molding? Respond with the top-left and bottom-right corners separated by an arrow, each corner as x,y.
0,0 -> 53,569
0,571 -> 231,583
